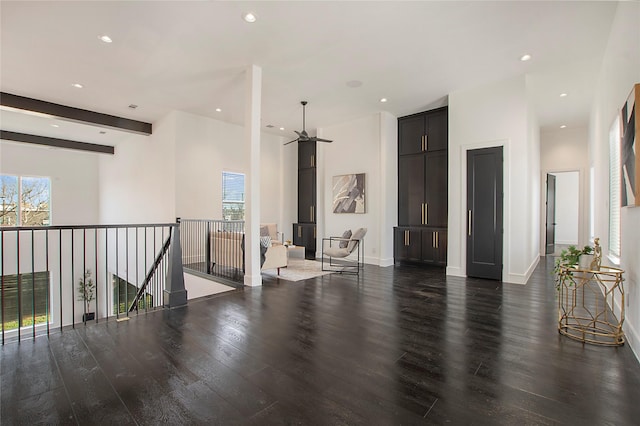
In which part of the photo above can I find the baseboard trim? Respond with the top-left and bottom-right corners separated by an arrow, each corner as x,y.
504,256 -> 540,285
446,266 -> 466,277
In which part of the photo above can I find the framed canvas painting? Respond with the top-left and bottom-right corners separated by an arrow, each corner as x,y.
621,83 -> 639,207
332,173 -> 365,213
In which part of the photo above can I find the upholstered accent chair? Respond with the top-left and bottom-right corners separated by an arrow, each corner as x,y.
321,227 -> 367,274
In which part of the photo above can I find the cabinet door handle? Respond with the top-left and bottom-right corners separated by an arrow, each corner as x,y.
421,135 -> 425,151
298,226 -> 302,238
435,231 -> 439,249
421,204 -> 425,225
310,154 -> 315,168
432,231 -> 435,248
425,134 -> 428,151
405,230 -> 409,246
313,226 -> 316,238
425,203 -> 428,225
468,210 -> 472,236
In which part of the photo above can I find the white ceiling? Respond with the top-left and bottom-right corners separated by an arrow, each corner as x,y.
0,1 -> 619,145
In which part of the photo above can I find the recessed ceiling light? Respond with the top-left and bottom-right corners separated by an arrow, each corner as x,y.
279,127 -> 285,131
520,54 -> 532,61
128,104 -> 138,109
346,80 -> 363,88
99,35 -> 112,43
560,93 -> 568,97
560,125 -> 567,129
242,12 -> 257,23
380,98 -> 388,103
99,131 -> 107,134
51,124 -> 59,128
215,108 -> 222,112
266,124 -> 275,128
72,83 -> 83,89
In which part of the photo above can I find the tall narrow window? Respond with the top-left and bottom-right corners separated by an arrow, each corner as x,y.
20,176 -> 51,226
0,175 -> 18,226
222,172 -> 245,220
609,116 -> 621,259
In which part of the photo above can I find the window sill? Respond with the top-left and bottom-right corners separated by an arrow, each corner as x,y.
607,254 -> 621,266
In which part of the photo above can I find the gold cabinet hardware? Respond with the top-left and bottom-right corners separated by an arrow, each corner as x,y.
421,135 -> 425,151
425,203 -> 428,224
310,154 -> 315,167
425,134 -> 428,151
421,204 -> 425,224
468,210 -> 472,236
404,229 -> 409,246
432,231 -> 435,248
435,231 -> 439,249
298,226 -> 302,238
313,226 -> 316,238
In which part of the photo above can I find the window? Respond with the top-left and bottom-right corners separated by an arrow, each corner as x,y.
222,172 -> 245,220
0,174 -> 51,226
0,271 -> 50,331
113,275 -> 153,315
609,116 -> 621,259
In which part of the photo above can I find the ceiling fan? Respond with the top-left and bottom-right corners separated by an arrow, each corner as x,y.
284,101 -> 333,145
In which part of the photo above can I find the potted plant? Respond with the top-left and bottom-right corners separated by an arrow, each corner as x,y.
78,269 -> 96,322
553,243 -> 595,289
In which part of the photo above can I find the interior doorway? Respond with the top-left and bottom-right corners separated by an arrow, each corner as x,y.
545,171 -> 579,254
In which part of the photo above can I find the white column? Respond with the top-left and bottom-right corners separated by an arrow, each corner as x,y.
244,65 -> 262,287
379,112 -> 398,266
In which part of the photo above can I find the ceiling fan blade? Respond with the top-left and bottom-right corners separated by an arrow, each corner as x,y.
313,137 -> 333,143
294,130 -> 303,137
284,138 -> 299,145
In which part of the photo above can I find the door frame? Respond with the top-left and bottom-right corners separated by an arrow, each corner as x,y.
454,139 -> 509,282
539,168 -> 584,257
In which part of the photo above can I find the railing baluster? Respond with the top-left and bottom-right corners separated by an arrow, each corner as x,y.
17,228 -> 21,341
31,229 -> 35,338
71,230 -> 74,328
125,227 -> 129,317
1,230 -> 5,344
59,229 -> 62,333
46,229 -> 50,337
82,228 -> 86,324
94,228 -> 98,323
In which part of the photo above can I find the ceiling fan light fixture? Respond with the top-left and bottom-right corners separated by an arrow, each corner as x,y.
99,35 -> 112,43
520,54 -> 532,62
560,93 -> 568,97
380,98 -> 388,103
72,83 -> 83,89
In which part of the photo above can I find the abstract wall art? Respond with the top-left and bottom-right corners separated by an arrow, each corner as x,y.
332,173 -> 365,214
621,83 -> 639,207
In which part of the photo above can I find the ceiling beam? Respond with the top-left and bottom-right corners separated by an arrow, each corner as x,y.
1,130 -> 115,154
0,92 -> 152,135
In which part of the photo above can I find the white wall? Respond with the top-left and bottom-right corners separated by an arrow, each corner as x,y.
99,112 -> 177,224
172,110 -> 283,226
589,1 -> 640,360
540,126 -> 589,251
448,75 -> 540,284
317,112 -> 396,265
552,172 -> 580,245
1,140 -> 100,225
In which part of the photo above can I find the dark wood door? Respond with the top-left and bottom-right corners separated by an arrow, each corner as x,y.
394,227 -> 421,262
398,155 -> 425,226
293,223 -> 316,259
398,115 -> 426,156
425,151 -> 447,227
545,174 -> 556,255
467,147 -> 503,280
425,109 -> 448,152
298,168 -> 316,223
298,141 -> 316,169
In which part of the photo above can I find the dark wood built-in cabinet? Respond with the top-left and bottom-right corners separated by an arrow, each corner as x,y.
395,107 -> 448,266
294,141 -> 317,259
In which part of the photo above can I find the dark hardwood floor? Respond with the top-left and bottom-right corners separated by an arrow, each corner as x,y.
2,257 -> 640,425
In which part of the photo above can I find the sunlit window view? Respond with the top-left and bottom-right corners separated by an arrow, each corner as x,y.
0,175 -> 51,226
222,171 -> 245,221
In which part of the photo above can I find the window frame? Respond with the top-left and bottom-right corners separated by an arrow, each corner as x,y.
0,174 -> 51,227
222,171 -> 245,221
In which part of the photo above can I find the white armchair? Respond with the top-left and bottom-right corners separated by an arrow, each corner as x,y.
260,223 -> 287,275
321,228 -> 367,274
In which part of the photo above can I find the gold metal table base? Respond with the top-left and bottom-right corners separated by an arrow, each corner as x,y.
557,265 -> 625,346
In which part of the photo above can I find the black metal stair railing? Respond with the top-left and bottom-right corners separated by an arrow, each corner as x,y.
180,219 -> 245,285
128,229 -> 171,313
0,222 -> 186,344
